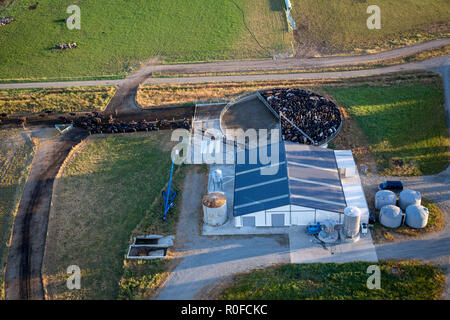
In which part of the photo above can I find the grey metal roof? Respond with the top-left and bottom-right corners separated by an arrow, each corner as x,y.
285,142 -> 347,213
233,142 -> 347,216
234,142 -> 290,216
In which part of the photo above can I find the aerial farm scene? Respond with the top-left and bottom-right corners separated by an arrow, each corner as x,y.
0,0 -> 449,308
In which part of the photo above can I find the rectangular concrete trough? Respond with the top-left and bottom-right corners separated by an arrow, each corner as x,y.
126,235 -> 174,260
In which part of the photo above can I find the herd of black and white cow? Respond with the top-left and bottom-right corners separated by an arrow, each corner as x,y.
261,88 -> 342,145
73,113 -> 191,134
2,88 -> 341,145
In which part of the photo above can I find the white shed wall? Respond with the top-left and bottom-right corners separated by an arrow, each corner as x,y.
315,210 -> 342,224
234,206 -> 342,227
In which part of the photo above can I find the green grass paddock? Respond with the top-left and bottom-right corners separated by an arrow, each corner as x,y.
327,84 -> 449,175
42,132 -> 185,299
0,0 -> 291,80
291,0 -> 449,55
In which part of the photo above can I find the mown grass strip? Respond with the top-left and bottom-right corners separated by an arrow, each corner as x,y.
0,86 -> 116,115
219,261 -> 446,300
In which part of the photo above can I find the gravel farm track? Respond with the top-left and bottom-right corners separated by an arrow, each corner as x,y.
4,127 -> 88,299
1,39 -> 450,299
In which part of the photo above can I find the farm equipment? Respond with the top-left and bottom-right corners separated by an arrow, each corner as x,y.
306,222 -> 322,235
162,154 -> 177,222
378,180 -> 403,192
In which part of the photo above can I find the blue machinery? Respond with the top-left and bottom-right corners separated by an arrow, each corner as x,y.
306,222 -> 322,235
162,156 -> 177,222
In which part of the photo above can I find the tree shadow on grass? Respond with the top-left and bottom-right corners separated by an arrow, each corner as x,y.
269,0 -> 285,12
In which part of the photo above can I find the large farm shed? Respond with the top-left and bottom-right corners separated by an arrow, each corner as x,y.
233,141 -> 369,228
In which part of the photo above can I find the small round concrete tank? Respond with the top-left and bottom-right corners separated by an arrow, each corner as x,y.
379,205 -> 402,228
375,190 -> 397,210
399,190 -> 421,211
202,192 -> 227,226
405,205 -> 429,229
342,206 -> 361,240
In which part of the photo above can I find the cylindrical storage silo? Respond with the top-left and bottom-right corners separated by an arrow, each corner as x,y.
343,206 -> 361,238
399,190 -> 421,211
375,190 -> 396,210
379,205 -> 402,228
202,192 -> 227,226
405,205 -> 429,229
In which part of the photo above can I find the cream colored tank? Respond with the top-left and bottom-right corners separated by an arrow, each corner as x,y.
202,192 -> 227,226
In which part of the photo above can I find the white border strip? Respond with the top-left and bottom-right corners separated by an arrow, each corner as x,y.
289,177 -> 342,189
287,161 -> 336,173
236,161 -> 285,176
235,194 -> 290,210
235,177 -> 288,192
291,194 -> 346,207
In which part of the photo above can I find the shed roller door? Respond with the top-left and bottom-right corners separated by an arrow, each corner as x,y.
242,216 -> 256,227
271,214 -> 285,227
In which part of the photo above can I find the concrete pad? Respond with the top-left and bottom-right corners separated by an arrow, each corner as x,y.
157,235 -> 290,300
289,226 -> 378,263
188,117 -> 236,165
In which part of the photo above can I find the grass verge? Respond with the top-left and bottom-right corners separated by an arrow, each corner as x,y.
0,86 -> 116,115
42,131 -> 185,299
117,164 -> 188,300
137,72 -> 439,107
218,260 -> 446,300
0,129 -> 34,299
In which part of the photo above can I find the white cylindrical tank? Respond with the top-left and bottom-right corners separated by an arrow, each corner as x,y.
202,192 -> 227,226
399,190 -> 421,211
405,205 -> 429,229
375,190 -> 396,210
343,206 -> 361,238
379,205 -> 402,228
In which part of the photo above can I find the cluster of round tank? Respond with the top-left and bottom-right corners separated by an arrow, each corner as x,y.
379,205 -> 402,228
405,205 -> 429,229
375,190 -> 396,210
399,190 -> 421,211
375,189 -> 428,229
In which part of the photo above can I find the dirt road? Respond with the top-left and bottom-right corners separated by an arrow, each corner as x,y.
4,127 -> 87,300
0,39 -> 448,91
1,40 -> 447,118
